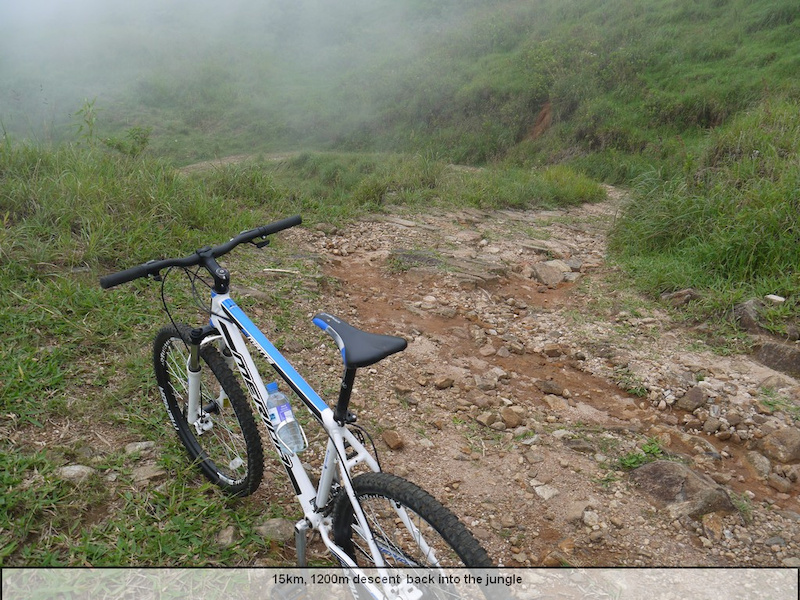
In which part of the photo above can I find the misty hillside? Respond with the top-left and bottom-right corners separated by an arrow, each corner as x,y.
2,0 -> 798,168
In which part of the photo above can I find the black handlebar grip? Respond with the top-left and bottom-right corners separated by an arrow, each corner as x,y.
99,262 -> 157,289
259,214 -> 302,237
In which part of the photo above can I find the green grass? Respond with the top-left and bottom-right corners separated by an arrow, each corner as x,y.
615,438 -> 665,470
609,98 -> 800,328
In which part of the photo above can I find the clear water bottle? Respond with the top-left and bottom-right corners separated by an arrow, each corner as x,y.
266,382 -> 306,454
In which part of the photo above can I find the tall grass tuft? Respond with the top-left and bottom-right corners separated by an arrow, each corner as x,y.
610,98 -> 800,321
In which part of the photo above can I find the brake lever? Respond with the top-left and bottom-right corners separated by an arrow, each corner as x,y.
250,237 -> 270,249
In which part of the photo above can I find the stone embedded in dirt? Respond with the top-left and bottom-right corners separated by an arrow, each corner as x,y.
56,465 -> 96,483
499,406 -> 523,428
124,441 -> 156,455
434,376 -> 454,390
564,438 -> 595,454
566,500 -> 592,523
582,510 -> 601,527
544,259 -> 572,273
543,394 -> 569,411
216,525 -> 238,547
702,417 -> 722,434
475,373 -> 498,391
733,298 -> 765,333
132,465 -> 166,482
507,341 -> 526,355
629,460 -> 736,519
531,262 -> 565,287
702,512 -> 725,541
255,518 -> 295,542
479,344 -> 496,357
524,450 -> 545,464
760,427 -> 800,463
542,343 -> 566,358
393,382 -> 414,395
661,288 -> 701,307
535,379 -> 564,396
381,430 -> 405,450
754,342 -> 800,378
534,484 -> 560,501
768,473 -> 793,493
677,386 -> 707,412
476,412 -> 497,427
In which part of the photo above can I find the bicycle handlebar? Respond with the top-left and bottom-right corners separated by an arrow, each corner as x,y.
99,215 -> 302,289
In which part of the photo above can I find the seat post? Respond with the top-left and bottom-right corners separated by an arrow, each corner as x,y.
334,367 -> 358,424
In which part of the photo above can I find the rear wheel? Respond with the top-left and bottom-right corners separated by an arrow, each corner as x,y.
332,472 -> 492,596
153,324 -> 263,496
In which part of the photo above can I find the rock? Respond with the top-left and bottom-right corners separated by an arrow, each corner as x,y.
564,438 -> 595,454
132,465 -> 166,482
582,510 -> 601,527
629,460 -> 736,519
702,512 -> 724,541
499,406 -> 523,428
765,294 -> 786,304
534,485 -> 560,501
543,394 -> 569,411
382,430 -> 405,450
434,376 -> 454,390
531,262 -> 565,287
782,557 -> 800,567
479,344 -> 496,357
733,299 -> 764,333
702,417 -> 721,434
661,288 -> 701,307
56,465 -> 96,483
544,259 -> 572,273
566,501 -> 592,523
535,379 -> 564,396
755,342 -> 800,378
677,386 -> 707,412
759,374 -> 793,391
760,427 -> 800,463
768,473 -> 793,493
476,412 -> 496,427
255,518 -> 295,542
216,526 -> 238,546
124,441 -> 156,455
542,343 -> 566,358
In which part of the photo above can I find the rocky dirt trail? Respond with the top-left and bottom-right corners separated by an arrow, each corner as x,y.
266,188 -> 800,568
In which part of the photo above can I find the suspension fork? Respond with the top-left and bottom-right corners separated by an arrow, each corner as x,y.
186,327 -> 204,425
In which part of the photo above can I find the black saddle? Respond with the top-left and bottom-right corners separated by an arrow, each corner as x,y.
312,312 -> 407,369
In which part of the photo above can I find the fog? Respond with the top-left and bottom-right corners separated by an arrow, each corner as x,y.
1,0 -> 483,149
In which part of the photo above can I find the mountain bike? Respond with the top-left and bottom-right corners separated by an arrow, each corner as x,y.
100,216 -> 493,599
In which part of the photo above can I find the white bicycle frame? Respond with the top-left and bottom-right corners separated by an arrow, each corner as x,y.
188,289 -> 429,600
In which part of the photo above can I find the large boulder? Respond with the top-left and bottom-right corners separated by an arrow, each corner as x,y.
760,427 -> 800,463
755,342 -> 800,378
629,460 -> 736,519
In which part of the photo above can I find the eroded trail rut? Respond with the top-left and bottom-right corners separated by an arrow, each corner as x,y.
251,193 -> 800,568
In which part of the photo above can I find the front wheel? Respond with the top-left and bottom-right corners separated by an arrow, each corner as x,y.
153,324 -> 263,496
332,472 -> 492,571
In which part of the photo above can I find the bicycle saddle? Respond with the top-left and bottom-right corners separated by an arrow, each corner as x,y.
313,313 -> 407,369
